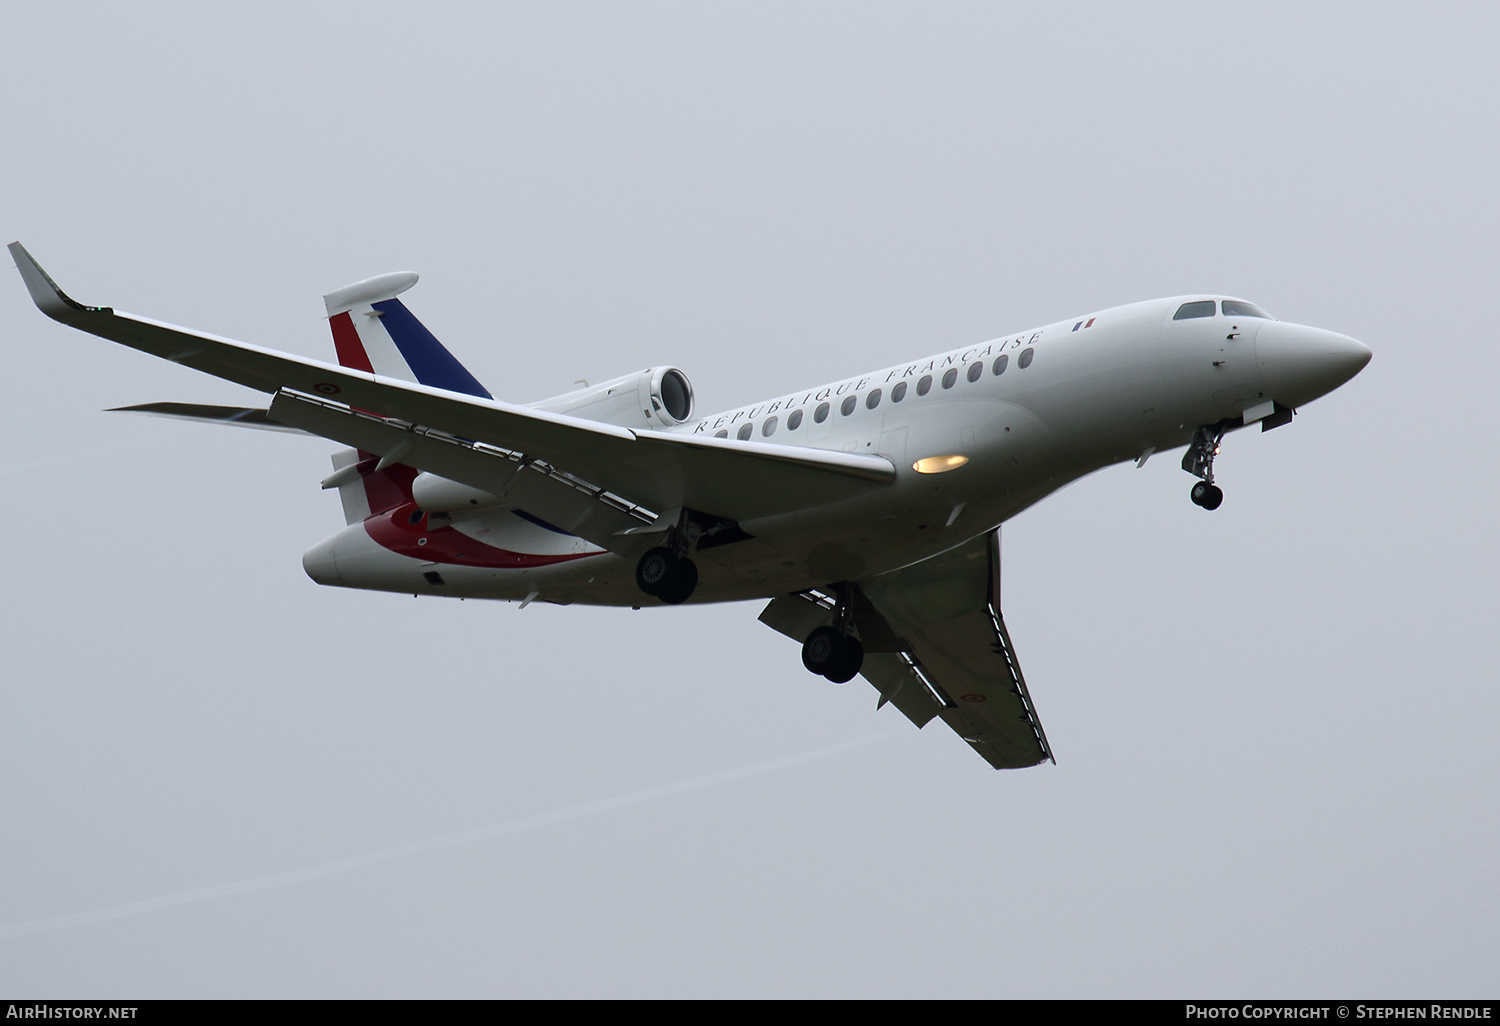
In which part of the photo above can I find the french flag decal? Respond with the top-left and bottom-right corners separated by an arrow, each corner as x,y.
323,272 -> 492,399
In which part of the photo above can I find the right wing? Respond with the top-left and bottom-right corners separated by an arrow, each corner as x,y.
12,243 -> 894,539
760,529 -> 1053,770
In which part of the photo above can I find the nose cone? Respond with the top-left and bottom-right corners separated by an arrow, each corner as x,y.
302,537 -> 343,586
1256,321 -> 1372,407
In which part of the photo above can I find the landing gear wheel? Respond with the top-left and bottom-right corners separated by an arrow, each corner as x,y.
801,627 -> 864,683
635,547 -> 677,596
823,636 -> 864,684
656,556 -> 698,605
802,626 -> 842,675
1190,481 -> 1224,510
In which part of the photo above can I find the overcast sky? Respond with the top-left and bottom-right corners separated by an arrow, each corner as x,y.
2,1 -> 1495,998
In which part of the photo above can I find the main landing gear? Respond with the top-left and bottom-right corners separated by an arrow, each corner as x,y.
801,585 -> 864,684
634,511 -> 699,605
1182,421 -> 1230,511
1190,480 -> 1223,510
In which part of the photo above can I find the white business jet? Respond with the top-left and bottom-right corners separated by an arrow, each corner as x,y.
9,243 -> 1370,769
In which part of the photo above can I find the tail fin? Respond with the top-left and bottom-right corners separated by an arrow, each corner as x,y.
322,272 -> 492,399
321,272 -> 481,525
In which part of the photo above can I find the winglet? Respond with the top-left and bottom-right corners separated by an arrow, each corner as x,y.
8,242 -> 110,321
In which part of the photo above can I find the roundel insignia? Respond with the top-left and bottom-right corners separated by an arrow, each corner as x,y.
313,382 -> 342,395
960,693 -> 987,703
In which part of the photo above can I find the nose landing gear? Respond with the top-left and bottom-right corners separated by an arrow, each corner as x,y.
800,585 -> 865,683
1182,420 -> 1232,511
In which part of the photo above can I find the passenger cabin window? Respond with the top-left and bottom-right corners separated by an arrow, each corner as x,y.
866,388 -> 881,409
737,423 -> 753,441
967,362 -> 983,383
992,354 -> 1008,375
942,368 -> 958,389
917,375 -> 933,396
787,409 -> 803,430
762,416 -> 777,437
892,381 -> 907,402
1173,300 -> 1217,320
841,395 -> 857,416
714,430 -> 728,439
1018,347 -> 1034,368
815,402 -> 830,423
1221,300 -> 1272,319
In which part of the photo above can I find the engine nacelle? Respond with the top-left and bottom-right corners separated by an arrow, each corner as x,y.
528,366 -> 694,430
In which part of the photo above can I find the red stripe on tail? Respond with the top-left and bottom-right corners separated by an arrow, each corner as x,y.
329,312 -> 374,372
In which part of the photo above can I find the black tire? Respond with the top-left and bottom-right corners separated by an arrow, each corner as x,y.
802,626 -> 842,675
1190,481 -> 1210,507
1200,484 -> 1224,510
824,636 -> 864,684
656,556 -> 698,605
635,547 -> 677,596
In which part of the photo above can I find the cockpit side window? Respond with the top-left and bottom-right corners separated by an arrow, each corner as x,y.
1221,300 -> 1272,319
1173,300 -> 1217,320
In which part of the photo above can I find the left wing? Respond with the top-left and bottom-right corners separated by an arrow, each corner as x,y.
760,530 -> 1053,770
11,243 -> 895,532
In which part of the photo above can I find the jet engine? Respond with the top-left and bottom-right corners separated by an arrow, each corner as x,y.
528,367 -> 694,430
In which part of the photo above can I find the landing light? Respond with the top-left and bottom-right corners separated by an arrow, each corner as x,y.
913,454 -> 969,474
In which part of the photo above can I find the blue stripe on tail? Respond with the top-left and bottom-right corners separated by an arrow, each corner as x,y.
372,299 -> 493,399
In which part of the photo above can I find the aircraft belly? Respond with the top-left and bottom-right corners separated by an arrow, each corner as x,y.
724,468 -> 1076,593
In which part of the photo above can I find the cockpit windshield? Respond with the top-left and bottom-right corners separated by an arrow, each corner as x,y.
1221,300 -> 1273,319
1173,300 -> 1216,320
1173,299 -> 1275,320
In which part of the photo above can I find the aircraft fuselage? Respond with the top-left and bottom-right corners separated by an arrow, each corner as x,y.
300,295 -> 1370,605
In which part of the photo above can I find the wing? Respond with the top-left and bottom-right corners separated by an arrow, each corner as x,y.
760,529 -> 1053,770
12,243 -> 894,544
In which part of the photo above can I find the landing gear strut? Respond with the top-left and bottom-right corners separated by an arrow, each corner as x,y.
1183,421 -> 1229,511
635,510 -> 699,604
801,585 -> 864,684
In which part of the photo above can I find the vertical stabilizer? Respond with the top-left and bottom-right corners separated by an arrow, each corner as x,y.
322,272 -> 492,399
320,271 -> 488,526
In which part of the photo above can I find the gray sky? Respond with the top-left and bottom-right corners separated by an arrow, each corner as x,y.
2,1 -> 1495,998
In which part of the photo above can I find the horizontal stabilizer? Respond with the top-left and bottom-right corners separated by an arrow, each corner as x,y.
109,402 -> 308,434
323,272 -> 419,317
